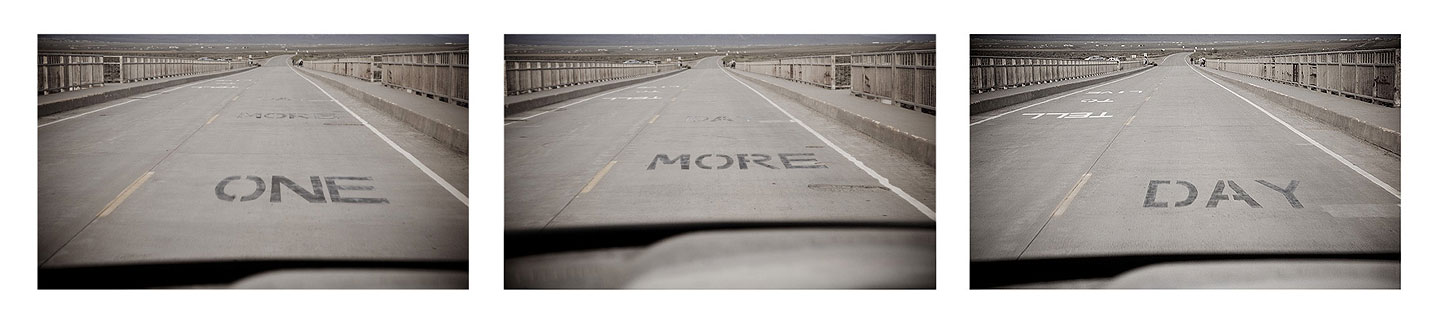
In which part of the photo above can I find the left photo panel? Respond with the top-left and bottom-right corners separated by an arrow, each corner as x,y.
37,34 -> 469,289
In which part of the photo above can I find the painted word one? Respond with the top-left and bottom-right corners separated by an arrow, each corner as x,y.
1144,180 -> 1301,208
215,175 -> 388,203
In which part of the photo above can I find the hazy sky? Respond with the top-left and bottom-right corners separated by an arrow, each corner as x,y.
505,34 -> 936,46
39,34 -> 468,44
972,34 -> 1399,42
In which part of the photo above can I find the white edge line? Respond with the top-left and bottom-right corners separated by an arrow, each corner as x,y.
505,71 -> 686,126
970,68 -> 1153,126
1188,64 -> 1400,199
290,66 -> 469,206
722,69 -> 936,220
39,69 -> 257,128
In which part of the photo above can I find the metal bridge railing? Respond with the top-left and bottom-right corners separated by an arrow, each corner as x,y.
734,54 -> 852,90
305,55 -> 381,82
38,53 -> 106,95
1207,48 -> 1399,108
380,50 -> 468,106
505,59 -> 679,96
106,56 -> 250,83
852,50 -> 936,112
40,53 -> 251,95
303,50 -> 469,106
970,56 -> 1145,94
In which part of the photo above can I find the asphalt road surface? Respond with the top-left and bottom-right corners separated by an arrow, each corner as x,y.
971,52 -> 1400,261
38,55 -> 469,269
506,56 -> 936,230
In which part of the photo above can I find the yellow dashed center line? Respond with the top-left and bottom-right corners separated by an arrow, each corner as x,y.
206,114 -> 220,125
649,115 -> 660,124
579,161 -> 619,195
1050,173 -> 1092,219
97,171 -> 154,218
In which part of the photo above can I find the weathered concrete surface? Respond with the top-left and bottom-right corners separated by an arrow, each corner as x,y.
1197,67 -> 1400,155
38,55 -> 468,268
726,69 -> 935,167
506,56 -> 935,231
971,52 -> 1399,261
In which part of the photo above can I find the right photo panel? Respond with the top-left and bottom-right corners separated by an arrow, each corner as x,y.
970,34 -> 1400,289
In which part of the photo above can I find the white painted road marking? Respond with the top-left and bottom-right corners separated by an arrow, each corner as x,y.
723,69 -> 935,220
1022,112 -> 1113,119
601,96 -> 660,101
971,68 -> 1154,126
290,66 -> 469,206
1189,64 -> 1400,199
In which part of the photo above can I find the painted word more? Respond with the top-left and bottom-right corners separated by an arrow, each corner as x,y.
647,153 -> 826,170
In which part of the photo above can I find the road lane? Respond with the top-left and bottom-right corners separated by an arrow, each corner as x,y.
971,52 -> 1400,261
970,54 -> 1177,260
39,55 -> 468,267
507,56 -> 935,230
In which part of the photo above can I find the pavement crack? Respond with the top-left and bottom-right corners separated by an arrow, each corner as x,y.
1016,72 -> 1167,260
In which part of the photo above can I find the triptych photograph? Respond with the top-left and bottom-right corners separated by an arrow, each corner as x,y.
5,1 -> 1433,325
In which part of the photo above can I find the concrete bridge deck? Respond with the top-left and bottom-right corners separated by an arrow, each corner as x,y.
37,55 -> 469,273
504,56 -> 937,231
971,52 -> 1400,261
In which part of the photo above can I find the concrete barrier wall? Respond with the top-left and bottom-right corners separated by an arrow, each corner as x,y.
970,65 -> 1152,115
1198,67 -> 1400,155
296,67 -> 468,154
729,69 -> 935,167
38,67 -> 257,117
504,68 -> 687,116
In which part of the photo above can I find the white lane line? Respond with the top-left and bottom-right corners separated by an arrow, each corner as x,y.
1189,65 -> 1400,199
723,69 -> 935,220
970,68 -> 1154,127
289,66 -> 469,206
505,72 -> 685,126
40,69 -> 257,128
